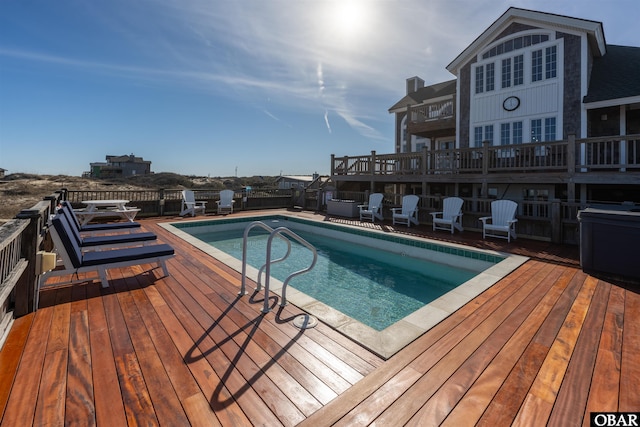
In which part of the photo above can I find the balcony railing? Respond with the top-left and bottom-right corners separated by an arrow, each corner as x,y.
331,134 -> 640,177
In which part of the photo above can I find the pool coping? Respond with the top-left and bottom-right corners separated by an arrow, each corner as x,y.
160,213 -> 528,359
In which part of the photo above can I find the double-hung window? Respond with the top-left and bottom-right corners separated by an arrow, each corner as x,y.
545,46 -> 557,79
531,119 -> 542,142
544,117 -> 556,141
513,55 -> 524,85
532,46 -> 556,82
475,66 -> 484,94
501,58 -> 511,88
476,63 -> 496,93
474,125 -> 494,147
532,50 -> 543,82
500,123 -> 511,145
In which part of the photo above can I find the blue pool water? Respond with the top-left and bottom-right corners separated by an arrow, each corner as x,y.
182,222 -> 483,331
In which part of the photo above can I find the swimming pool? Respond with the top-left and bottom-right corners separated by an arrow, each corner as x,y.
163,214 -> 527,358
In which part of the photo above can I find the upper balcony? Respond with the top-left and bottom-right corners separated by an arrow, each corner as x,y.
331,134 -> 640,184
406,99 -> 456,138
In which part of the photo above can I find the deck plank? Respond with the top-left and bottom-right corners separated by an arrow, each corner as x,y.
86,282 -> 128,427
583,284 -> 625,415
407,264 -> 575,426
620,288 -> 640,411
0,314 -> 33,419
477,268 -> 590,426
441,266 -> 576,426
1,213 -> 637,426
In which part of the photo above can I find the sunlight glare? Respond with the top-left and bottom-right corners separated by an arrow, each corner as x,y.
331,0 -> 368,39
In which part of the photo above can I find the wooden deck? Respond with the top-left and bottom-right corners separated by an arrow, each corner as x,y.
1,210 -> 639,426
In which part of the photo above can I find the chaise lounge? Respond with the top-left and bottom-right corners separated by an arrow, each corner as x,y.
40,213 -> 174,289
58,207 -> 158,250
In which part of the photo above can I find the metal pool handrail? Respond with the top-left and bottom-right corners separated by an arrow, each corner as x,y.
262,227 -> 317,313
240,221 -> 291,295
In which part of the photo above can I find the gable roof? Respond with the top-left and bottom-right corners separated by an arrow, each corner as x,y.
446,7 -> 605,75
583,45 -> 640,104
388,79 -> 456,112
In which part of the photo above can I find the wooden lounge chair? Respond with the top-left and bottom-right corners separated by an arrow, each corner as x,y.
430,197 -> 464,234
358,193 -> 384,222
57,208 -> 157,250
40,214 -> 174,289
180,190 -> 207,217
61,201 -> 142,233
217,189 -> 235,215
392,195 -> 420,227
480,199 -> 518,242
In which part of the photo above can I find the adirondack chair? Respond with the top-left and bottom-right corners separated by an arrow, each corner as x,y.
358,193 -> 384,222
180,190 -> 207,217
430,197 -> 464,234
217,189 -> 235,215
392,195 -> 420,227
479,200 -> 518,242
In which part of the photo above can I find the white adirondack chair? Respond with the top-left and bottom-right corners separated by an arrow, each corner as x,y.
358,193 -> 384,222
216,189 -> 235,215
392,195 -> 420,227
430,197 -> 464,234
479,200 -> 518,242
180,190 -> 207,217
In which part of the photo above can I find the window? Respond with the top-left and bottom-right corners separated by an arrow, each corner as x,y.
482,34 -> 549,59
475,66 -> 484,94
474,126 -> 483,147
500,121 -> 523,145
513,55 -> 523,86
532,50 -> 543,82
545,117 -> 556,141
484,125 -> 494,145
531,119 -> 542,142
474,125 -> 494,147
513,121 -> 523,144
501,58 -> 511,88
501,123 -> 510,145
485,63 -> 495,92
545,46 -> 557,79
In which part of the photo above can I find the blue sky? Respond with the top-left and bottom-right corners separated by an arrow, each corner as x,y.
1,0 -> 637,177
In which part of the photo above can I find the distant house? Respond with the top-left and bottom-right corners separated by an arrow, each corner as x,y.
0,168 -> 5,179
276,175 -> 314,190
89,154 -> 152,178
276,174 -> 329,190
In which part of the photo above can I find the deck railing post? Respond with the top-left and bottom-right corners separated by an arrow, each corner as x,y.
550,199 -> 561,244
159,189 -> 165,216
14,209 -> 42,316
331,154 -> 336,176
567,134 -> 576,175
370,150 -> 376,176
422,146 -> 428,175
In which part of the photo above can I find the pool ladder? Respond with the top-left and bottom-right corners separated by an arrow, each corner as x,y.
240,221 -> 318,313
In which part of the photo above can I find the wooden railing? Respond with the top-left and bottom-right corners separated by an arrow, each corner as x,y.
325,190 -> 607,245
331,134 -> 640,176
0,193 -> 61,347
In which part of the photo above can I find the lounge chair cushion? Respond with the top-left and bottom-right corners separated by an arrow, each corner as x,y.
81,244 -> 175,266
